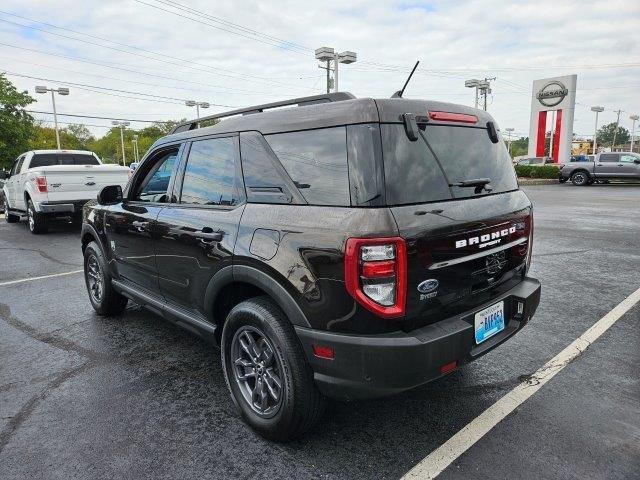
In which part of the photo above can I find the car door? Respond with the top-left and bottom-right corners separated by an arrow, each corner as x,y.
154,134 -> 245,316
618,154 -> 640,178
104,144 -> 183,293
596,153 -> 621,177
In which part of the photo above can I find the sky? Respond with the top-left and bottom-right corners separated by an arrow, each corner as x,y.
1,0 -> 639,140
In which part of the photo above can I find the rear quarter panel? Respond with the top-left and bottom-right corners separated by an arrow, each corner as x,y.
235,203 -> 400,333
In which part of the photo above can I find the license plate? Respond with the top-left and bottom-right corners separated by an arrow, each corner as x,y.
474,301 -> 505,344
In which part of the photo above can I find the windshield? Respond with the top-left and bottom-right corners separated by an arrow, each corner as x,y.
382,124 -> 518,205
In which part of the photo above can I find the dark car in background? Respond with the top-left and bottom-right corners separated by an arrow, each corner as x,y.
80,92 -> 541,441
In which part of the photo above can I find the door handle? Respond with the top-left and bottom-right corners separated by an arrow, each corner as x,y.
195,229 -> 223,244
617,164 -> 624,167
132,220 -> 149,232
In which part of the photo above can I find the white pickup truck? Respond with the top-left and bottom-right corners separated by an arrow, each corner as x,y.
2,150 -> 130,234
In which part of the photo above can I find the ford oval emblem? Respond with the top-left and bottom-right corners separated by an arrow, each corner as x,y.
417,279 -> 439,293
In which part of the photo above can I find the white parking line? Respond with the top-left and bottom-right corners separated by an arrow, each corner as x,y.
403,286 -> 640,479
0,269 -> 83,287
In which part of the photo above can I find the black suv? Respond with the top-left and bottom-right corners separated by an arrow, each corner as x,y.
81,92 -> 541,441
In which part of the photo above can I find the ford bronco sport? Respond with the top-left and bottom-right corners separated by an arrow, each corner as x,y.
81,92 -> 541,441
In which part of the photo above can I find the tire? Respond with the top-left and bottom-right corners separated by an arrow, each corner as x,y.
3,199 -> 19,223
83,241 -> 128,315
570,171 -> 590,186
27,199 -> 48,234
221,296 -> 325,442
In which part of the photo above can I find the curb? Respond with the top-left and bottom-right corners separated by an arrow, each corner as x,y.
517,178 -> 559,186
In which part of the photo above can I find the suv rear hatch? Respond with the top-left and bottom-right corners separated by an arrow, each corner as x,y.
380,110 -> 532,330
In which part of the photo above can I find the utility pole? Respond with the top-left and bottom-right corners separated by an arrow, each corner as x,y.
611,109 -> 623,150
317,60 -> 333,93
630,115 -> 639,153
132,134 -> 139,162
480,77 -> 495,111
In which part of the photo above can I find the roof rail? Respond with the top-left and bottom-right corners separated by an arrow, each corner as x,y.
170,92 -> 356,134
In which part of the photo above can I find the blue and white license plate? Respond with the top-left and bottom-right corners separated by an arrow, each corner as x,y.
474,301 -> 505,344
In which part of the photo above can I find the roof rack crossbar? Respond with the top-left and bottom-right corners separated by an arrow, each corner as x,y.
170,92 -> 356,134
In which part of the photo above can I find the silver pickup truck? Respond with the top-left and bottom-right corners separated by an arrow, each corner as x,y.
559,152 -> 640,186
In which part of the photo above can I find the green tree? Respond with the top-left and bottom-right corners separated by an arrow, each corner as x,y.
509,137 -> 529,157
64,124 -> 95,149
597,122 -> 630,148
0,73 -> 35,170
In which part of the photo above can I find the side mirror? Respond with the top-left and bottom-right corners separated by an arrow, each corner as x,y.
634,159 -> 640,165
97,185 -> 123,205
0,170 -> 7,180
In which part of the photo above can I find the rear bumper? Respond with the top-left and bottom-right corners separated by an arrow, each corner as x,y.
295,276 -> 541,400
38,200 -> 89,214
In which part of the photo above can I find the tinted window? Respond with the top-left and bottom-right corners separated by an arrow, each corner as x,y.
58,154 -> 100,165
29,154 -> 58,168
180,137 -> 240,206
600,154 -> 618,163
11,156 -> 24,176
382,124 -> 518,205
265,127 -> 350,206
347,124 -> 384,206
135,150 -> 178,202
240,131 -> 295,204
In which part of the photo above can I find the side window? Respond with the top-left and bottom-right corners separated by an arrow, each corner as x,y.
240,131 -> 296,204
599,154 -> 618,163
133,149 -> 179,202
620,154 -> 638,163
180,136 -> 241,206
265,127 -> 350,206
347,124 -> 384,206
11,156 -> 24,176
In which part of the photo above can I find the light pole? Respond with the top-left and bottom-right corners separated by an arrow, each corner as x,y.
505,127 -> 514,156
35,86 -> 70,149
630,115 -> 639,153
185,100 -> 210,119
590,106 -> 604,154
315,47 -> 357,93
611,109 -> 624,151
132,134 -> 139,162
464,79 -> 480,109
112,121 -> 130,166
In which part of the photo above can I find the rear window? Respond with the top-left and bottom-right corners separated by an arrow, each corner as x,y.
30,153 -> 99,167
382,124 -> 518,205
265,127 -> 350,206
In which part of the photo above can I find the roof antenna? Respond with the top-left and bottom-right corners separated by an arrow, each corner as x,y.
392,61 -> 420,98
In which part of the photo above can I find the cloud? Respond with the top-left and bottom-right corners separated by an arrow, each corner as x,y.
0,0 -> 638,138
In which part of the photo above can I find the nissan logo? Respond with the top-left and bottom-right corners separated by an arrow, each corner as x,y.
536,81 -> 568,107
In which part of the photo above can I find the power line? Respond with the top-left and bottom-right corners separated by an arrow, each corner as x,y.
3,71 -> 238,107
0,15 -> 312,91
24,110 -> 173,124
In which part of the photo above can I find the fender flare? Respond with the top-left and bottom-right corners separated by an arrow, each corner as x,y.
204,264 -> 311,328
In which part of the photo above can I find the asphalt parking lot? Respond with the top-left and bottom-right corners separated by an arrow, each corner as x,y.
1,184 -> 639,480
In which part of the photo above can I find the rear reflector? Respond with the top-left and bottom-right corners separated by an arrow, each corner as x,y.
362,260 -> 395,278
312,344 -> 334,360
35,176 -> 47,193
440,361 -> 458,374
428,111 -> 478,124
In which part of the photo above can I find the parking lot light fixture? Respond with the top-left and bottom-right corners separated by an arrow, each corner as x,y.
111,121 -> 130,166
315,47 -> 357,93
630,115 -> 639,153
34,85 -> 70,149
590,106 -> 605,154
464,79 -> 481,109
185,100 -> 210,119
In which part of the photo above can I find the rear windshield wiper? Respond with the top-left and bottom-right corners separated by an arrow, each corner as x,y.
449,178 -> 492,193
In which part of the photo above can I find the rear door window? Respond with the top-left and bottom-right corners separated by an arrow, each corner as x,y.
382,124 -> 518,205
180,136 -> 242,206
265,127 -> 350,206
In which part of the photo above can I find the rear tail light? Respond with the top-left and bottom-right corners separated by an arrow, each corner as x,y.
344,237 -> 407,319
35,176 -> 47,193
428,111 -> 478,124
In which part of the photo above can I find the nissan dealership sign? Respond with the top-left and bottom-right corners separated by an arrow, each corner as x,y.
528,74 -> 577,165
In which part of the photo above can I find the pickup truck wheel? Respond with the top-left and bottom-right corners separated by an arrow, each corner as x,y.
221,297 -> 325,442
570,171 -> 590,186
3,200 -> 19,223
27,199 -> 48,234
84,241 -> 128,315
